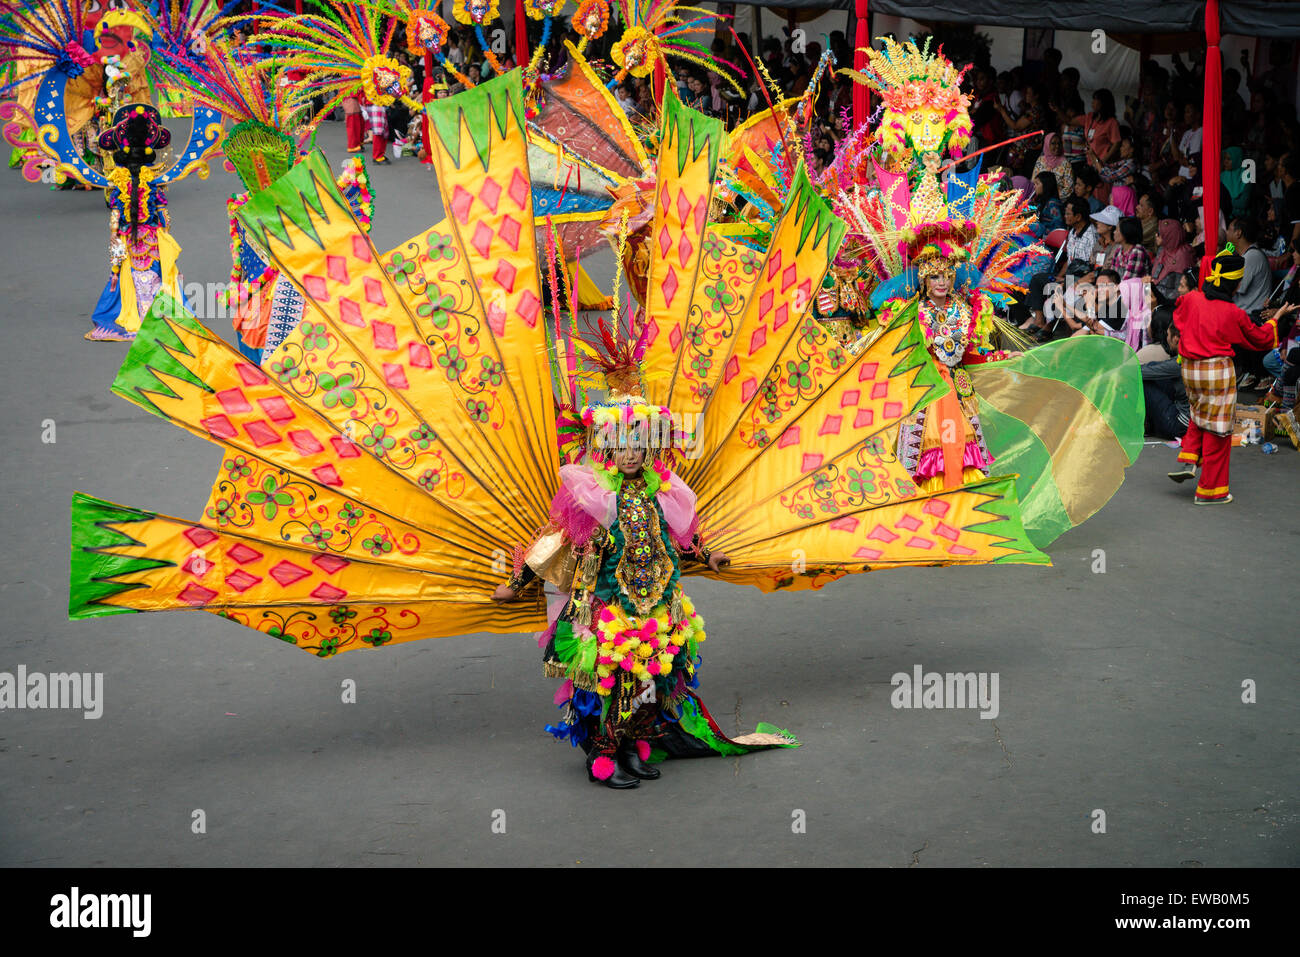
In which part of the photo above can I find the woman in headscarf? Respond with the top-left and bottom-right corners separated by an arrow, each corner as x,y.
1152,218 -> 1194,282
1220,146 -> 1252,218
1033,132 -> 1074,198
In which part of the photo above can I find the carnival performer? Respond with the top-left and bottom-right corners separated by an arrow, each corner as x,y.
882,242 -> 1019,492
87,104 -> 187,341
69,66 -> 1059,786
1167,246 -> 1296,503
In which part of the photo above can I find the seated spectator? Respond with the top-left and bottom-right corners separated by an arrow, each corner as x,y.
1071,268 -> 1127,338
1228,216 -> 1273,317
1020,195 -> 1096,336
1030,171 -> 1065,236
1112,216 -> 1153,279
1136,190 -> 1161,251
1221,147 -> 1253,219
1141,309 -> 1191,438
1152,217 -> 1195,283
1033,133 -> 1074,196
1074,165 -> 1103,212
1088,205 -> 1123,271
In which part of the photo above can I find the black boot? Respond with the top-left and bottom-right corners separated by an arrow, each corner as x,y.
617,740 -> 661,780
587,749 -> 639,789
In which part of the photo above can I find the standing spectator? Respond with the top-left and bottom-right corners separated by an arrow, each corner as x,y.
997,84 -> 1047,174
1171,103 -> 1203,179
1280,153 -> 1300,245
1059,93 -> 1087,162
1083,88 -> 1122,168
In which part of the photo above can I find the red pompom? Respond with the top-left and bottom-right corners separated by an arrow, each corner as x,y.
635,740 -> 652,762
591,755 -> 617,780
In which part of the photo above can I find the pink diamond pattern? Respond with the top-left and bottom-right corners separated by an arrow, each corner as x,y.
269,561 -> 311,586
658,225 -> 672,259
740,377 -> 758,403
659,183 -> 671,215
371,321 -> 397,350
224,569 -> 262,593
858,363 -> 879,381
677,234 -> 694,268
778,427 -> 802,448
781,265 -> 797,292
948,544 -> 977,556
818,415 -> 842,436
906,536 -> 934,550
236,363 -> 267,387
258,397 -> 295,423
302,275 -> 329,301
853,409 -> 874,429
244,420 -> 281,448
326,255 -> 349,284
922,499 -> 951,517
828,516 -> 860,532
871,382 -> 889,399
748,326 -> 767,355
351,235 -> 372,262
363,277 -> 387,307
723,356 -> 739,383
338,298 -> 364,327
884,401 -> 903,418
479,177 -> 501,213
507,169 -> 528,209
499,215 -> 521,251
853,547 -> 884,560
216,388 -> 251,415
312,464 -> 343,487
383,363 -> 410,390
934,523 -> 960,542
226,543 -> 263,565
201,415 -> 237,439
180,554 -> 210,577
310,583 -> 348,602
515,290 -> 540,327
486,301 -> 506,335
183,527 -> 218,548
312,554 -> 350,575
767,249 -> 782,280
331,436 -> 361,458
409,343 -> 432,368
867,524 -> 899,543
450,185 -> 473,223
773,303 -> 789,329
661,268 -> 679,307
693,198 -> 707,232
493,260 -> 517,293
800,452 -> 823,472
676,190 -> 691,227
840,390 -> 861,407
471,221 -> 493,257
895,514 -> 922,532
758,289 -> 774,317
178,583 -> 217,606
668,325 -> 682,351
289,430 -> 323,456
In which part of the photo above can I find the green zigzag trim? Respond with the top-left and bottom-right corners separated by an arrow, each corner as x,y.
237,149 -> 338,252
68,492 -> 173,620
788,163 -> 846,256
884,304 -> 946,411
111,291 -> 215,419
660,87 -> 722,178
959,477 -> 1050,564
426,68 -> 523,173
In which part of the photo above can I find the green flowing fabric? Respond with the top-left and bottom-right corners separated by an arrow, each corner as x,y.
970,337 -> 1144,548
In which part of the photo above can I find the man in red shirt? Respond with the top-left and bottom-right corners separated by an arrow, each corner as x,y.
1168,246 -> 1297,503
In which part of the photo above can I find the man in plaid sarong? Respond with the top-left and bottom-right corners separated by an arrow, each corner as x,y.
1169,246 -> 1296,503
360,98 -> 389,165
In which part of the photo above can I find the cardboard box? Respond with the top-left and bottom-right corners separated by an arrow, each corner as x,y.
1234,404 -> 1270,441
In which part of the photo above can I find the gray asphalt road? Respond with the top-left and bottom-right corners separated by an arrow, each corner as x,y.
1,119 -> 1295,867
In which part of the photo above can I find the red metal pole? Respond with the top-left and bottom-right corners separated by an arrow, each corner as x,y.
295,0 -> 303,14
1201,0 -> 1222,278
853,0 -> 869,129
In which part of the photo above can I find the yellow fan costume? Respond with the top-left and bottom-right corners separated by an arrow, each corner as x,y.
69,72 -> 1050,785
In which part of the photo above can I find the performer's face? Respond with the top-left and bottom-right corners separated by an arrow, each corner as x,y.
904,108 -> 948,153
926,273 -> 952,300
613,447 -> 646,475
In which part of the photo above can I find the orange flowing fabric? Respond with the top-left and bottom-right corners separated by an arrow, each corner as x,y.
934,366 -> 965,490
